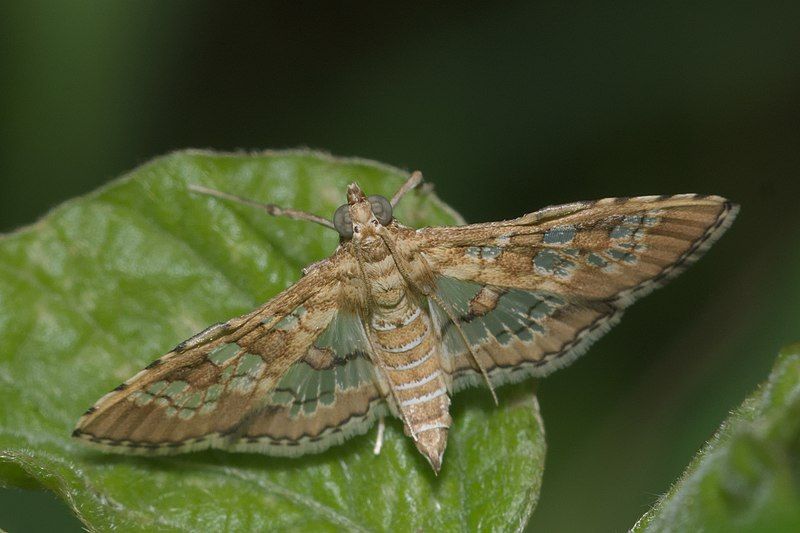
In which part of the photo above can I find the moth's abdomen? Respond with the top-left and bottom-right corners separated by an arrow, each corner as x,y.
370,303 -> 452,472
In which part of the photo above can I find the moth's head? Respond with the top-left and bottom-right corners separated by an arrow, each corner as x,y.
332,183 -> 393,239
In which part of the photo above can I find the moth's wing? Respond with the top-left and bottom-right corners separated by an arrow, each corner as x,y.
224,309 -> 389,456
412,194 -> 737,389
73,251 -> 385,456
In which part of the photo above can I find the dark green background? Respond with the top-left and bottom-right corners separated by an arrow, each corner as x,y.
2,2 -> 799,531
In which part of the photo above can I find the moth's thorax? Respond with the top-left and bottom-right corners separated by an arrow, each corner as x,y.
353,225 -> 433,306
359,246 -> 405,308
355,233 -> 389,260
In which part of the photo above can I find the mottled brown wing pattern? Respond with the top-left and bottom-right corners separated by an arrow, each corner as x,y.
417,195 -> 738,388
73,252 -> 383,455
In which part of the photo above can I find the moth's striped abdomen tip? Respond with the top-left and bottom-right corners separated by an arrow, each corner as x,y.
414,428 -> 447,474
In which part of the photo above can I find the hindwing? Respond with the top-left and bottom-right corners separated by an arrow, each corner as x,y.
231,310 -> 386,456
430,277 -> 621,389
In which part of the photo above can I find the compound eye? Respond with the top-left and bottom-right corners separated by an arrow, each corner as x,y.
367,195 -> 393,225
333,204 -> 353,238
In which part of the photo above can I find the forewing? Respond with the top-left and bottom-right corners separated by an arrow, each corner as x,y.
73,252 -> 382,455
416,195 -> 737,387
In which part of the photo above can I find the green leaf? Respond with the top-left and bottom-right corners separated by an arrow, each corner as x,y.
633,344 -> 800,532
0,150 -> 545,531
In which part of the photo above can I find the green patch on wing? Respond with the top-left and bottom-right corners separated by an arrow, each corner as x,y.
0,150 -> 546,531
633,344 -> 800,532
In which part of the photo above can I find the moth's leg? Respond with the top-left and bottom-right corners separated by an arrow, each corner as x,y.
189,184 -> 336,230
390,171 -> 423,207
427,291 -> 498,405
173,321 -> 234,353
373,416 -> 386,455
302,258 -> 328,276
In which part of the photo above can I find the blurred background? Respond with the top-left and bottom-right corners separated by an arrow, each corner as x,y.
2,2 -> 799,531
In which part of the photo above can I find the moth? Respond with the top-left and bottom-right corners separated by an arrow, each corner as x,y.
73,171 -> 737,473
